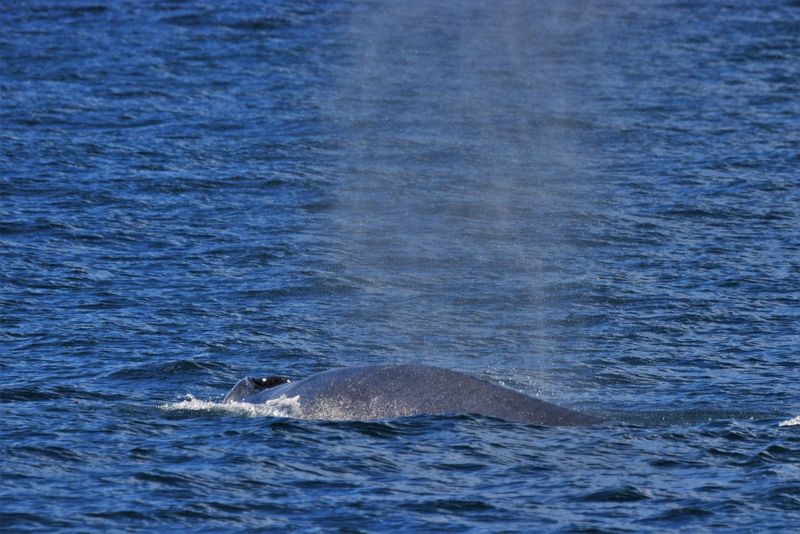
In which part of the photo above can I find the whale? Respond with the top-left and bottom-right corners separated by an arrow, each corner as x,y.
223,364 -> 601,426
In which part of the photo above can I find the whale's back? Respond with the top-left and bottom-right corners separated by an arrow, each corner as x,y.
239,364 -> 600,426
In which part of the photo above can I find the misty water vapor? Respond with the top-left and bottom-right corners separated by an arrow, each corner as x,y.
320,1 -> 607,384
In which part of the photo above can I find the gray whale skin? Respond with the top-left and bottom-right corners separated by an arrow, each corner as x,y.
223,364 -> 601,426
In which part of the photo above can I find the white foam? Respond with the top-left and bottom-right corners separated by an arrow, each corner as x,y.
160,394 -> 302,419
778,416 -> 800,427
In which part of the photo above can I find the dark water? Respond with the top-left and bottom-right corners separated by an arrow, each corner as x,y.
2,0 -> 799,531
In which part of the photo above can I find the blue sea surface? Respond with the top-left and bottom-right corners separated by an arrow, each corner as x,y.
2,0 -> 800,531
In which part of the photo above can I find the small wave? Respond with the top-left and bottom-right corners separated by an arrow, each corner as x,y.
0,387 -> 61,402
778,416 -> 800,427
109,360 -> 227,380
160,394 -> 302,418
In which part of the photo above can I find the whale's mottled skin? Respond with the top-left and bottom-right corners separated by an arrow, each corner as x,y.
223,364 -> 601,426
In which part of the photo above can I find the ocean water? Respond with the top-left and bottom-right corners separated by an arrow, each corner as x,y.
2,0 -> 799,531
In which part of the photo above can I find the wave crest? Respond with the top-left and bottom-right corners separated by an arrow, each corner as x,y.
778,416 -> 800,427
160,394 -> 302,418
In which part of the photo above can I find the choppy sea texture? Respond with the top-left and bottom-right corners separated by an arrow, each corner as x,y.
2,0 -> 800,531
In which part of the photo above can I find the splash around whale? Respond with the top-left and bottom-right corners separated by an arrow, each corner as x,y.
223,364 -> 602,426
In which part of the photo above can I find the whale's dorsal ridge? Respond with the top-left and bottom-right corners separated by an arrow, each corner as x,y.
223,364 -> 602,426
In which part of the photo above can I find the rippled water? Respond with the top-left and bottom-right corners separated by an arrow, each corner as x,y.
2,0 -> 799,531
